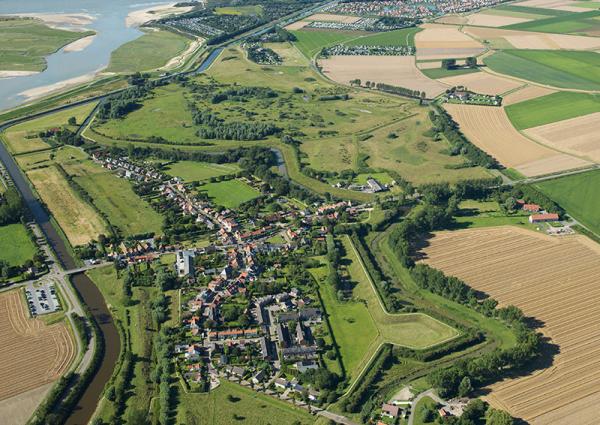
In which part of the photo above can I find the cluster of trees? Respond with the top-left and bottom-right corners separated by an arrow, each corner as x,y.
374,82 -> 426,100
246,44 -> 282,65
97,85 -> 149,120
211,86 -> 278,104
39,128 -> 83,147
252,25 -> 297,42
442,57 -> 477,70
429,106 -> 498,168
153,327 -> 174,424
0,187 -> 25,225
197,120 -> 280,141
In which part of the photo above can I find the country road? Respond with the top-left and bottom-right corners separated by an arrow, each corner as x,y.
408,389 -> 445,425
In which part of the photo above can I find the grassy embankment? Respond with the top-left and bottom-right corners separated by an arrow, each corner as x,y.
0,17 -> 94,72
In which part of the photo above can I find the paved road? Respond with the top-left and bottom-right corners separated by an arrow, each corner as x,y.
407,389 -> 445,425
317,410 -> 360,425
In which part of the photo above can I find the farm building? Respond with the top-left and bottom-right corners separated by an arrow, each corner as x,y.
523,203 -> 541,212
382,403 -> 400,418
529,213 -> 559,223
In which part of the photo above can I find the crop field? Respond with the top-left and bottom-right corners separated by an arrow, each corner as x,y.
214,5 -> 263,15
344,27 -> 422,47
291,29 -> 362,58
61,160 -> 163,237
163,161 -> 240,182
0,17 -> 94,72
0,224 -> 36,267
443,103 -> 591,176
27,165 -> 108,246
463,26 -> 600,50
419,226 -> 600,424
466,11 -> 535,27
2,102 -> 97,155
494,4 -> 572,17
0,290 -> 75,402
437,72 -> 523,95
421,66 -> 479,79
502,9 -> 600,35
198,179 -> 260,209
535,170 -> 600,235
415,23 -> 485,60
177,380 -> 314,424
319,55 -> 447,98
484,49 -> 600,90
105,29 -> 193,73
505,91 -> 600,129
502,85 -> 555,106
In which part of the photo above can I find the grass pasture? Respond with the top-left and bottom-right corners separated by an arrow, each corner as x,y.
505,91 -> 600,129
535,170 -> 600,235
198,179 -> 260,209
502,9 -> 600,35
493,5 -> 571,17
214,5 -> 263,15
291,29 -> 362,59
105,29 -> 192,73
344,27 -> 422,47
484,49 -> 600,91
0,17 -> 94,72
164,160 -> 240,182
0,223 -> 36,266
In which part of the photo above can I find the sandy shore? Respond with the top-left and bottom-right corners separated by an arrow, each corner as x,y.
161,39 -> 203,70
62,34 -> 96,52
0,71 -> 39,79
126,3 -> 194,27
4,13 -> 95,31
19,72 -> 99,100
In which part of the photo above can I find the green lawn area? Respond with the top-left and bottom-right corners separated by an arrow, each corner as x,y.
61,160 -> 163,237
484,49 -> 600,91
535,170 -> 600,235
502,9 -> 600,34
0,17 -> 94,72
105,29 -> 192,73
421,67 -> 479,80
2,102 -> 97,154
452,200 -> 534,229
199,179 -> 260,209
177,380 -> 313,424
0,223 -> 36,266
413,396 -> 439,425
164,161 -> 240,182
344,27 -> 422,47
214,5 -> 263,15
291,29 -> 362,59
505,91 -> 600,129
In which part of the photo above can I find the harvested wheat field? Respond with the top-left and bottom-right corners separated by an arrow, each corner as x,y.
419,226 -> 600,424
466,12 -> 533,27
0,291 -> 75,403
436,15 -> 468,25
525,112 -> 600,163
464,26 -> 600,50
285,20 -> 310,30
416,24 -> 485,60
305,13 -> 361,23
443,104 -> 591,176
502,85 -> 556,105
27,166 -> 108,246
438,72 -> 523,95
319,55 -> 448,97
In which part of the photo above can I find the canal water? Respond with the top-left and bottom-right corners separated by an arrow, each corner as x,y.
0,0 -> 173,111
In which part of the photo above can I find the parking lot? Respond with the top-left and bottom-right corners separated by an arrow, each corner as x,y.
25,281 -> 61,316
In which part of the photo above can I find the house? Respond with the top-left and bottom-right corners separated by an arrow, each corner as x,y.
252,370 -> 266,384
274,378 -> 289,389
296,360 -> 318,373
382,403 -> 400,418
366,178 -> 383,193
529,213 -> 559,223
176,250 -> 195,277
522,203 -> 541,212
439,408 -> 451,418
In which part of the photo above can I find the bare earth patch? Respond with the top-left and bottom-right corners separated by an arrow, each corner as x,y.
305,13 -> 362,23
525,112 -> 600,163
0,291 -> 75,402
502,85 -> 556,105
464,26 -> 600,50
319,55 -> 448,97
443,103 -> 591,176
438,72 -> 523,95
420,226 -> 600,425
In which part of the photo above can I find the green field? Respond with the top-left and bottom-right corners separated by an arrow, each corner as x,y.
214,5 -> 263,15
199,179 -> 260,208
0,17 -> 94,72
164,161 -> 240,182
535,170 -> 600,235
493,4 -> 571,17
0,223 -> 36,266
291,29 -> 361,59
105,29 -> 192,73
177,380 -> 314,424
344,27 -> 422,47
502,9 -> 600,34
413,396 -> 439,425
484,49 -> 600,91
453,200 -> 534,229
506,91 -> 600,129
62,160 -> 163,237
421,67 -> 479,80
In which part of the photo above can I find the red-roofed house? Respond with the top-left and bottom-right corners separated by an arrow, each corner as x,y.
529,213 -> 559,223
523,203 -> 540,212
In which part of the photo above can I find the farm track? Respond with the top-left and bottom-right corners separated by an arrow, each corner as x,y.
420,226 -> 600,424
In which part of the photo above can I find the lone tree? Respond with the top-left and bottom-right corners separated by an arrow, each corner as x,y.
442,58 -> 457,70
466,56 -> 477,68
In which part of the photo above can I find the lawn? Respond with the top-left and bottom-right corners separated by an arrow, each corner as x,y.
27,165 -> 108,246
452,200 -> 534,229
177,380 -> 314,424
164,160 -> 240,182
413,396 -> 439,425
291,29 -> 362,59
0,17 -> 94,72
61,160 -> 163,237
16,146 -> 88,171
105,29 -> 192,73
344,27 -> 422,47
484,49 -> 600,91
535,170 -> 600,236
502,9 -> 600,34
199,179 -> 260,209
421,67 -> 480,80
2,102 -> 97,154
0,223 -> 36,266
505,91 -> 600,129
214,5 -> 263,15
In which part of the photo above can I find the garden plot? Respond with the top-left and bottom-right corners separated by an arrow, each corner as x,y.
438,72 -> 523,95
